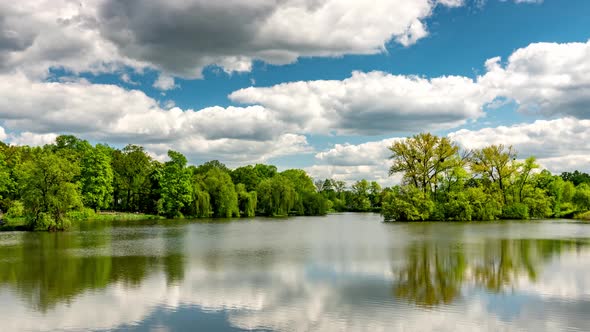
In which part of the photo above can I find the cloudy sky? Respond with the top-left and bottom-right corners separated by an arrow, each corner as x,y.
1,0 -> 589,185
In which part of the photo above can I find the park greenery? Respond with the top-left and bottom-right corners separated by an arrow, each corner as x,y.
0,133 -> 588,230
381,133 -> 590,221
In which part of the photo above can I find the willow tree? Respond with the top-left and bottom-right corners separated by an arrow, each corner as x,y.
388,133 -> 459,195
256,175 -> 296,217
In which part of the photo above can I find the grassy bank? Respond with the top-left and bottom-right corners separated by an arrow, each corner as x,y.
575,211 -> 590,220
0,211 -> 162,232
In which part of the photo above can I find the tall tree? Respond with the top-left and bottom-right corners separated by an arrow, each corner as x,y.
469,144 -> 517,205
17,149 -> 82,230
389,133 -> 459,195
201,167 -> 239,218
80,144 -> 114,211
158,151 -> 192,218
112,145 -> 153,212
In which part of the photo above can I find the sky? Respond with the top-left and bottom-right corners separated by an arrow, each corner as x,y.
0,0 -> 589,185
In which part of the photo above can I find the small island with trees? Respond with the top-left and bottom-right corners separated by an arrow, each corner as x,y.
0,133 -> 588,231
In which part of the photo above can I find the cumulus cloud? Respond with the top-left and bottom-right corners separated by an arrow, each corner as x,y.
0,0 -> 465,79
450,117 -> 590,173
309,116 -> 590,185
479,40 -> 590,119
231,71 -> 492,135
96,0 -> 465,78
0,0 -> 144,78
152,74 -> 177,91
229,39 -> 590,138
306,138 -> 404,186
0,72 -> 308,164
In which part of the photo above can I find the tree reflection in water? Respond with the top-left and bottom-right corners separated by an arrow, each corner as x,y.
0,229 -> 187,312
393,238 -> 587,307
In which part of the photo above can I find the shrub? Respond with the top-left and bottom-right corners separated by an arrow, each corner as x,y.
382,186 -> 434,221
6,201 -> 25,218
502,203 -> 530,220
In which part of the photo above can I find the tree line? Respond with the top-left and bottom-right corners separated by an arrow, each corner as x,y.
0,136 -> 334,231
380,133 -> 590,221
1,133 -> 588,230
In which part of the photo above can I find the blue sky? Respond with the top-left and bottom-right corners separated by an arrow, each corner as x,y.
1,0 -> 589,184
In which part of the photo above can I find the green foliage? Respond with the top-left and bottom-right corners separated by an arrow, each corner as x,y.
187,181 -> 212,218
523,188 -> 553,218
573,183 -> 590,211
349,180 -> 372,212
158,151 -> 192,218
17,149 -> 82,231
201,167 -> 239,218
465,187 -> 502,221
236,184 -> 257,217
470,144 -> 517,205
575,211 -> 590,220
389,133 -> 459,193
2,132 -> 587,231
502,203 -> 530,220
561,171 -> 590,186
80,145 -> 114,211
66,207 -> 97,221
440,191 -> 473,221
6,200 -> 24,218
256,175 -> 296,217
112,145 -> 154,212
381,186 -> 434,222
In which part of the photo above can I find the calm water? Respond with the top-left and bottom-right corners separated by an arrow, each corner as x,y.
0,213 -> 589,332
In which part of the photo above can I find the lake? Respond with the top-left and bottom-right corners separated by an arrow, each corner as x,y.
0,213 -> 589,331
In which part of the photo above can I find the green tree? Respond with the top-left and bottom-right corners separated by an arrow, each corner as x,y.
350,179 -> 371,212
573,183 -> 590,211
382,186 -> 434,221
256,175 -> 296,217
201,167 -> 239,218
158,151 -> 192,218
236,183 -> 257,217
112,145 -> 153,212
470,145 -> 517,205
389,133 -> 459,195
231,165 -> 260,192
80,145 -> 114,211
17,149 -> 82,230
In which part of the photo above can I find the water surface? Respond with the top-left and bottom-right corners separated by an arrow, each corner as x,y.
1,214 -> 589,331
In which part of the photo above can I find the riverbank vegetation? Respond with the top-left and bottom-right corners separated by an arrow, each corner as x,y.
0,136 -> 331,231
0,133 -> 588,230
380,133 -> 590,221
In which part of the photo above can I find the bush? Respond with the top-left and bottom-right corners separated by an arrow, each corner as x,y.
6,201 -> 25,218
442,192 -> 473,221
382,186 -> 434,221
466,187 -> 502,221
66,207 -> 97,221
27,212 -> 72,231
502,203 -> 530,220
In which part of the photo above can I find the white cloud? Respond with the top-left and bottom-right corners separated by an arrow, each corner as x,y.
306,138 -> 405,186
309,116 -> 590,185
0,72 -> 308,164
0,0 -> 144,79
479,40 -> 590,119
230,71 -> 492,135
0,0 -> 465,79
153,74 -> 177,91
315,138 -> 401,166
449,117 -> 590,173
